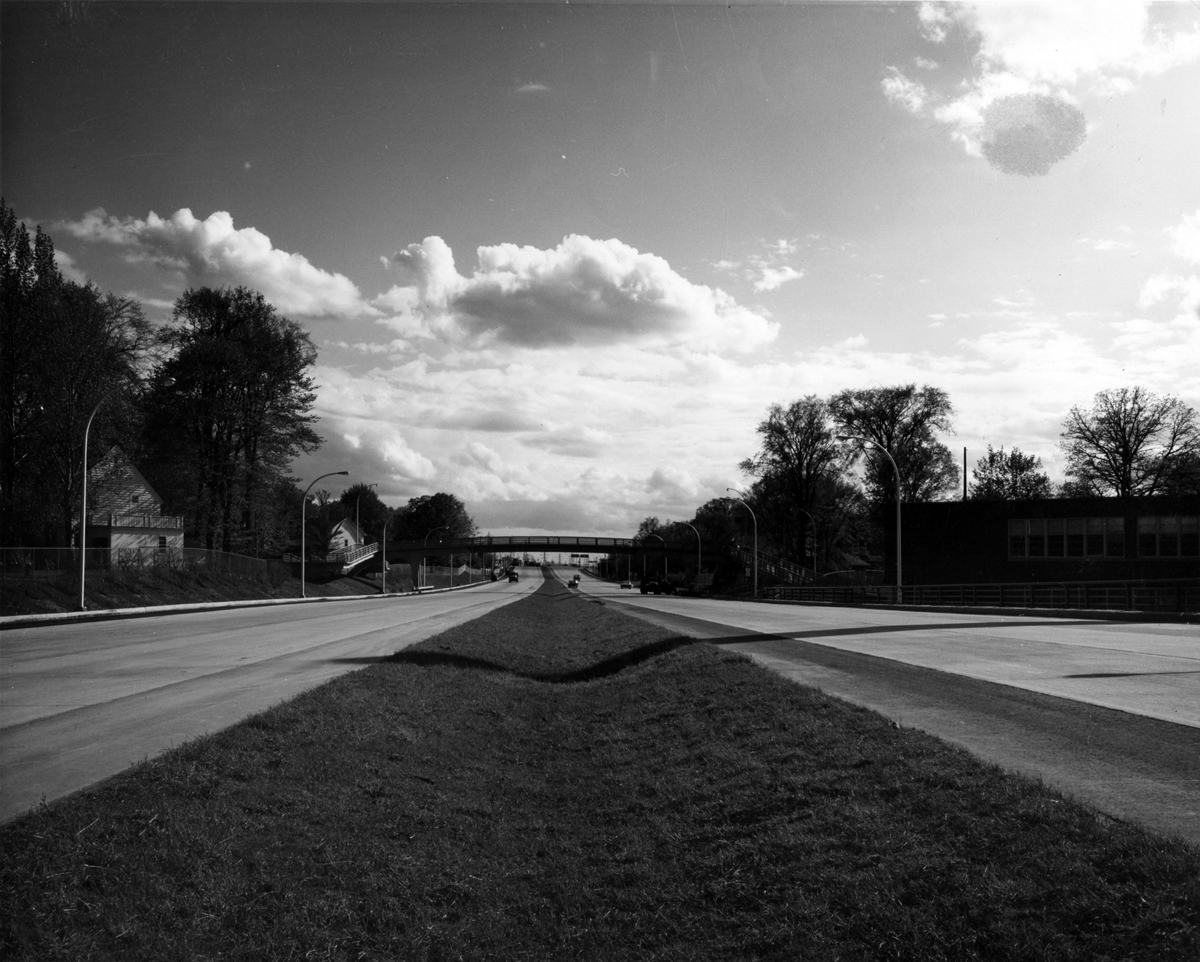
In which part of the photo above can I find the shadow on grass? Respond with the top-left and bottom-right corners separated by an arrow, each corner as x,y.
386,636 -> 703,684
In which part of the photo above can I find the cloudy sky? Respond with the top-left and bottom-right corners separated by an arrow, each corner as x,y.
4,1 -> 1199,535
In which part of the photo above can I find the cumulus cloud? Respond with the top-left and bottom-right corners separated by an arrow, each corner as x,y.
380,234 -> 778,353
58,208 -> 375,319
885,2 -> 1200,175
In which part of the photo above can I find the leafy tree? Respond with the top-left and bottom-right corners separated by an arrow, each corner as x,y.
828,384 -> 959,503
394,492 -> 477,543
340,483 -> 390,544
1,201 -> 153,544
1,200 -> 61,542
1059,387 -> 1200,499
739,396 -> 842,566
969,445 -> 1053,500
142,287 -> 322,552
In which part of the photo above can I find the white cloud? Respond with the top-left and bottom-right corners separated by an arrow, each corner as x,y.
53,249 -> 87,284
58,208 -> 375,319
752,265 -> 802,293
886,2 -> 1200,174
1170,208 -> 1200,264
881,69 -> 929,115
918,2 -> 953,44
381,234 -> 779,353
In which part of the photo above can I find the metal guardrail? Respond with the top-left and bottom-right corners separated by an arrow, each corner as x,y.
761,579 -> 1200,613
330,542 -> 378,565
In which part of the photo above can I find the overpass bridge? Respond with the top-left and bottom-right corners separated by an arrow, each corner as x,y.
372,535 -> 812,586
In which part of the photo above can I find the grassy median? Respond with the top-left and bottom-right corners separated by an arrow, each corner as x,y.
2,576 -> 1198,960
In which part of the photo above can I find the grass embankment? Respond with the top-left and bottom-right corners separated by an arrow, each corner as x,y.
3,577 -> 1198,960
0,568 -> 411,618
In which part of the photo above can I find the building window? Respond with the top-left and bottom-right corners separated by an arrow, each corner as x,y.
1182,517 -> 1199,557
131,493 -> 140,505
158,536 -> 167,554
1105,518 -> 1125,557
1066,518 -> 1085,557
1010,516 -> 1126,560
1046,518 -> 1065,557
1008,520 -> 1026,557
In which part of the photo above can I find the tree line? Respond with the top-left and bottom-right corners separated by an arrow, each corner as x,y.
640,383 -> 1199,579
1,200 -> 476,558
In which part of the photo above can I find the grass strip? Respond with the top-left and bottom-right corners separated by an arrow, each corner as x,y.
2,576 -> 1198,960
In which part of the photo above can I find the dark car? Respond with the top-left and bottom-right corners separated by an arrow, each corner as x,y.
508,570 -> 519,582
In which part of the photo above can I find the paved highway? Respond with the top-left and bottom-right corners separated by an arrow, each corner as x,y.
566,568 -> 1200,844
0,579 -> 537,822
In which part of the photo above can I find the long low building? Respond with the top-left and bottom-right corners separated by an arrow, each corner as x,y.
892,494 -> 1198,586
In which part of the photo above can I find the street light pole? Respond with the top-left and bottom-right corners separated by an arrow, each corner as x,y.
422,526 -> 446,589
380,509 -> 393,595
837,434 -> 902,602
300,471 -> 350,598
78,391 -> 114,611
356,482 -> 377,545
680,521 -> 701,587
797,507 -> 817,576
725,489 -> 757,598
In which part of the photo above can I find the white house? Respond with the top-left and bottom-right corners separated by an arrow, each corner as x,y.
85,446 -> 184,561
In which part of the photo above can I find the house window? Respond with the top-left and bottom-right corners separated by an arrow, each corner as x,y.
158,536 -> 167,554
131,493 -> 140,505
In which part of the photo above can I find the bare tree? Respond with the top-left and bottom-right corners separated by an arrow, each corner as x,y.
1059,387 -> 1200,499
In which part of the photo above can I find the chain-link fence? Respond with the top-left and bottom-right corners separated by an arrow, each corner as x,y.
1,547 -> 290,585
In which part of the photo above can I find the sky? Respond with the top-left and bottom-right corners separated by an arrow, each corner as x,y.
3,1 -> 1199,536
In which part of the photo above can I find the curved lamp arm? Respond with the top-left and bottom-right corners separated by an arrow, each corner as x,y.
301,470 -> 350,598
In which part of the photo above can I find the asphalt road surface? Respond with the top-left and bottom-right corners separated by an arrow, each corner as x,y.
567,568 -> 1200,845
0,579 -> 537,822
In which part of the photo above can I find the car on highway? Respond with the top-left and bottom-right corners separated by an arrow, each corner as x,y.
508,570 -> 519,582
619,580 -> 633,589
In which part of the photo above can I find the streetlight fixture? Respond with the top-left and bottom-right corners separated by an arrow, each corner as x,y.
78,389 -> 117,610
837,434 -> 902,602
422,526 -> 446,589
380,509 -> 394,595
725,488 -> 757,598
797,507 -> 817,576
300,471 -> 350,598
679,521 -> 701,587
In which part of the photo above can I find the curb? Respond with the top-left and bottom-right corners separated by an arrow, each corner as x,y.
0,579 -> 491,631
754,597 -> 1199,624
